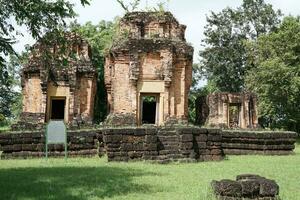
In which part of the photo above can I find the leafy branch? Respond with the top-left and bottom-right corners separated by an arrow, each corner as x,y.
115,0 -> 171,13
116,0 -> 141,12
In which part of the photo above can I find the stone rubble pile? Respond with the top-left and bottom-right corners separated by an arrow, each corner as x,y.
212,174 -> 280,200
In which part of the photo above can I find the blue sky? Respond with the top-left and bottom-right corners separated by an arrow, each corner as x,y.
14,0 -> 300,62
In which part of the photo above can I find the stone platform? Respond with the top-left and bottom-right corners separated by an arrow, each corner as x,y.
0,127 -> 297,161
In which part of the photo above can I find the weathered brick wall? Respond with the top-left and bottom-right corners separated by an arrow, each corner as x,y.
105,12 -> 193,126
0,130 -> 103,159
119,12 -> 186,40
77,75 -> 97,123
0,128 -> 297,160
196,93 -> 258,129
140,52 -> 162,80
103,127 -> 224,163
18,32 -> 97,128
22,74 -> 43,115
221,130 -> 297,155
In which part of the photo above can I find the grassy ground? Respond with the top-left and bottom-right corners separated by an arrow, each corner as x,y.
0,142 -> 299,200
0,126 -> 10,132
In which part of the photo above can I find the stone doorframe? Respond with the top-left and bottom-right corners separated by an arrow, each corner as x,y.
227,103 -> 242,128
47,96 -> 67,123
137,81 -> 165,126
139,93 -> 160,125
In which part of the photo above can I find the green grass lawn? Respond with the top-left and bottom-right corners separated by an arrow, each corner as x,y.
0,142 -> 299,200
0,126 -> 10,132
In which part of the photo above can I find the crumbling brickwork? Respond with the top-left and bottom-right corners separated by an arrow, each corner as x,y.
212,174 -> 280,200
105,12 -> 193,126
103,127 -> 224,163
0,128 -> 296,160
17,32 -> 97,129
0,130 -> 103,158
196,93 -> 258,129
221,130 -> 297,155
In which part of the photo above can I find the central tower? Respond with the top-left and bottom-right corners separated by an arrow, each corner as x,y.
105,12 -> 193,126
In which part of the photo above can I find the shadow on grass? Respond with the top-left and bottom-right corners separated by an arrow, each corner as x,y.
0,166 -> 159,200
296,136 -> 300,145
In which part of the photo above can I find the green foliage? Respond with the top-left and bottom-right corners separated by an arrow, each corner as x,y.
0,48 -> 29,125
0,125 -> 9,131
0,55 -> 22,123
199,0 -> 281,92
0,0 -> 91,67
0,50 -> 31,124
246,16 -> 300,132
151,0 -> 171,12
188,84 -> 215,124
189,63 -> 218,124
0,113 -> 6,126
0,64 -> 14,120
188,93 -> 197,124
142,96 -> 156,103
0,0 -> 91,123
115,0 -> 171,13
115,0 -> 142,12
70,20 -> 117,123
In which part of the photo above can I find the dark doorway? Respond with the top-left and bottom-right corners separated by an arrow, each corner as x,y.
51,99 -> 65,120
229,103 -> 241,128
142,96 -> 157,124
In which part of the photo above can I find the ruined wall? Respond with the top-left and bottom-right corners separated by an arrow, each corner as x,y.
22,74 -> 43,114
111,61 -> 133,114
119,12 -> 186,40
103,127 -> 224,163
173,56 -> 192,119
1,128 -> 296,160
221,130 -> 297,155
196,93 -> 258,129
0,130 -> 103,158
77,75 -> 97,122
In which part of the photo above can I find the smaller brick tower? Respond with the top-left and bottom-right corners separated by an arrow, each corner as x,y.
105,12 -> 193,126
16,32 -> 97,129
196,93 -> 259,128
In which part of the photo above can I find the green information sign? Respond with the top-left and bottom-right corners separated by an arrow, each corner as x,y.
45,120 -> 67,159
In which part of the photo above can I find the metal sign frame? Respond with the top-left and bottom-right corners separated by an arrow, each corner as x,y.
45,120 -> 67,160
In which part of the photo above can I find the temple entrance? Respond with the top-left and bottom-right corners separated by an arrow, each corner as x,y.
50,98 -> 66,120
229,103 -> 241,128
141,95 -> 159,124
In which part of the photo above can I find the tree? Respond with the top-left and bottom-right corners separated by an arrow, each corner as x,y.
70,20 -> 117,122
0,0 -> 91,67
199,0 -> 281,92
246,16 -> 300,132
0,62 -> 15,124
188,63 -> 218,123
0,54 -> 23,124
0,0 -> 91,124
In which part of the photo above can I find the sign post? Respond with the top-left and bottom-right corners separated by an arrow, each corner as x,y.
45,120 -> 67,160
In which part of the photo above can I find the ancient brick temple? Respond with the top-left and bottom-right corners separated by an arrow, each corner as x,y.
19,32 -> 97,127
196,93 -> 258,129
105,12 -> 193,126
